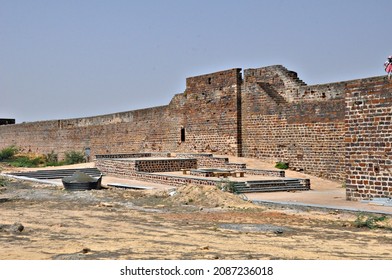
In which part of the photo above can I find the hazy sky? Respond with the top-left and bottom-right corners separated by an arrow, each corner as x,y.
2,0 -> 392,122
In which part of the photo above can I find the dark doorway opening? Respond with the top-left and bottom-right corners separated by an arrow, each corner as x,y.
181,127 -> 186,142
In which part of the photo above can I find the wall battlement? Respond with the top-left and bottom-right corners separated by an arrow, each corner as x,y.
185,68 -> 242,94
1,65 -> 391,200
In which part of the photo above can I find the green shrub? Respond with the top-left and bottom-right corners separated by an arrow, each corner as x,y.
44,151 -> 59,166
10,156 -> 42,168
217,179 -> 237,193
354,213 -> 388,229
0,177 -> 6,187
64,151 -> 85,165
275,162 -> 289,169
0,146 -> 18,161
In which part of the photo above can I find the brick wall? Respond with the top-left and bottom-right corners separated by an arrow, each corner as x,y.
0,106 -> 179,159
0,69 -> 244,159
345,77 -> 392,200
177,69 -> 242,156
95,159 -> 137,177
95,157 -> 288,188
134,158 -> 197,173
176,153 -> 247,169
2,65 -> 392,200
241,68 -> 346,181
95,158 -> 197,173
95,158 -> 218,187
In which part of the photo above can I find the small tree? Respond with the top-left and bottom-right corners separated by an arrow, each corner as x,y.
0,146 -> 18,161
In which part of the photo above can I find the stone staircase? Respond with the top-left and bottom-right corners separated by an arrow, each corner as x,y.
258,82 -> 287,104
234,179 -> 309,193
6,168 -> 102,180
276,66 -> 307,87
254,65 -> 308,104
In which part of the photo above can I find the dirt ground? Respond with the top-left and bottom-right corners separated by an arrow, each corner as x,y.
1,175 -> 392,260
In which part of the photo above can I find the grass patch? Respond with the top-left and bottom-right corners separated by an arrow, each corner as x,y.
275,162 -> 289,170
0,177 -> 7,187
0,146 -> 18,161
64,151 -> 85,165
10,156 -> 45,167
0,146 -> 85,167
354,213 -> 390,230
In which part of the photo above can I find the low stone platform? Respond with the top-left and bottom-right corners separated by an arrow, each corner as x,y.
96,157 -> 197,173
95,153 -> 311,193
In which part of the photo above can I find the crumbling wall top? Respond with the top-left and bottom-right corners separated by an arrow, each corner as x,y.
185,68 -> 242,94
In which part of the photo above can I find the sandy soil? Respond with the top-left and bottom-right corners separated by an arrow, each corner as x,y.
1,176 -> 392,260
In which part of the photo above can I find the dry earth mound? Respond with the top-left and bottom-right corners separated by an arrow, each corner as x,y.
164,185 -> 257,209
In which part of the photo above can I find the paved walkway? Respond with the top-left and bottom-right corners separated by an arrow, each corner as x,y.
246,189 -> 392,215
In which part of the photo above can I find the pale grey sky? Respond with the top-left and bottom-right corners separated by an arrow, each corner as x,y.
1,0 -> 391,122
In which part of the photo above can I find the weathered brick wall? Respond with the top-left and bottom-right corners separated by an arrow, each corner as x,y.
345,77 -> 392,200
0,120 -> 62,155
95,159 -> 137,177
0,65 -> 346,182
0,106 -> 179,159
95,153 -> 154,159
95,158 -> 197,173
3,64 -> 392,198
176,68 -> 242,156
0,69 -> 243,159
95,158 -> 218,187
176,153 -> 246,169
134,158 -> 197,172
241,67 -> 346,181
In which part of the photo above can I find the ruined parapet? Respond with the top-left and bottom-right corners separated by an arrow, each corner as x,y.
243,65 -> 344,103
241,65 -> 346,182
243,65 -> 306,103
185,68 -> 242,95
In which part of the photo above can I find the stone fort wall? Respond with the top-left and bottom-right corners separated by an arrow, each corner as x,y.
1,65 -> 391,200
241,66 -> 346,181
345,77 -> 392,200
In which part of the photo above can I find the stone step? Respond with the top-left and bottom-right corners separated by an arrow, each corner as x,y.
7,168 -> 102,180
233,179 -> 307,193
236,187 -> 308,193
